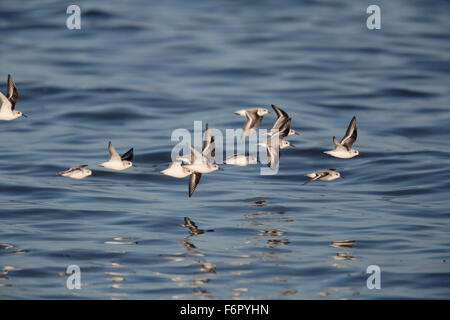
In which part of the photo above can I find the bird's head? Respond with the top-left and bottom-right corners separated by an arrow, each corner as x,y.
124,161 -> 136,168
14,110 -> 27,118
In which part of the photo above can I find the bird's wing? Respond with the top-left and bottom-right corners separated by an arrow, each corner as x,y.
121,148 -> 134,161
266,140 -> 280,170
333,136 -> 340,147
243,110 -> 262,133
7,74 -> 18,109
184,217 -> 198,230
188,172 -> 202,197
0,92 -> 11,112
277,117 -> 292,139
340,116 -> 357,149
108,141 -> 122,161
271,104 -> 289,119
332,136 -> 347,151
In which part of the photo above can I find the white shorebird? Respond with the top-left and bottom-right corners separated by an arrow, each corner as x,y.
324,116 -> 359,159
224,154 -> 257,167
0,74 -> 27,121
56,165 -> 92,179
164,123 -> 219,197
267,104 -> 298,137
99,141 -> 135,170
303,169 -> 342,185
234,107 -> 269,137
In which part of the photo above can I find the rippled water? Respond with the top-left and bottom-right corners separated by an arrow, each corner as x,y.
0,0 -> 449,299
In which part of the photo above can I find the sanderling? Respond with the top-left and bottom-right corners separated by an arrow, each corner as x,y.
234,107 -> 269,137
303,169 -> 342,185
267,104 -> 298,137
224,154 -> 257,166
56,165 -> 92,179
99,141 -> 136,170
324,116 -> 359,159
0,74 -> 27,121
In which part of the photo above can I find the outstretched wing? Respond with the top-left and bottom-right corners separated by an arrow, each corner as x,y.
277,117 -> 292,139
0,93 -> 11,112
270,105 -> 291,138
340,116 -> 357,149
7,74 -> 18,109
271,104 -> 289,119
243,110 -> 262,136
183,217 -> 198,230
188,172 -> 202,197
108,141 -> 122,161
121,148 -> 134,161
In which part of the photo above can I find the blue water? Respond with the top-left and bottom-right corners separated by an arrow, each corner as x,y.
0,0 -> 449,299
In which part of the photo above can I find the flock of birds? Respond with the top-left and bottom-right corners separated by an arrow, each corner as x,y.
0,74 -> 360,197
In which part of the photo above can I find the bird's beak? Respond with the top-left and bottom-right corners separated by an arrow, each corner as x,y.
294,132 -> 300,135
290,144 -> 296,147
132,164 -> 137,167
22,113 -> 28,118
91,172 -> 96,176
218,167 -> 224,171
341,175 -> 344,179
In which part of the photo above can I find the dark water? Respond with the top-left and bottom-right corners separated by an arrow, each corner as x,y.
0,0 -> 449,299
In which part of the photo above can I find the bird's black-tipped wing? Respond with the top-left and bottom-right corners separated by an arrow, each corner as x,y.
108,141 -> 122,161
188,172 -> 202,197
340,116 -> 357,149
7,74 -> 18,109
271,104 -> 289,119
121,148 -> 134,161
277,117 -> 292,139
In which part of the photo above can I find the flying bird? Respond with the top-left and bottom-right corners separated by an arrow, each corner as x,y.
324,116 -> 359,159
99,141 -> 136,170
0,74 -> 27,120
56,165 -> 92,179
303,169 -> 342,185
183,123 -> 220,197
267,104 -> 298,138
